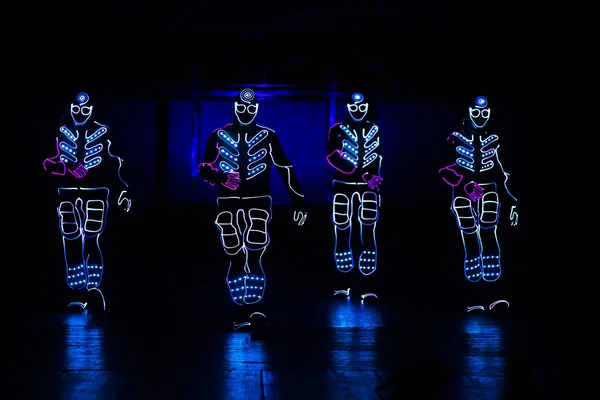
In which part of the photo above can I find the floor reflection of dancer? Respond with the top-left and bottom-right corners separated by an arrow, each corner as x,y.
43,92 -> 131,312
199,88 -> 307,330
438,96 -> 518,312
326,93 -> 383,303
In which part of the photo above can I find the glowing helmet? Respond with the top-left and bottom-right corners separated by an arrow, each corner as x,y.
234,88 -> 259,125
70,92 -> 93,126
347,92 -> 368,122
468,95 -> 490,129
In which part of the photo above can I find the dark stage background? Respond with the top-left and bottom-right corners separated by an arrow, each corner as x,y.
5,1 -> 571,313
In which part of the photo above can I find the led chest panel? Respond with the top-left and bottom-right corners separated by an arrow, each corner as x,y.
198,89 -> 306,316
438,96 -> 518,311
42,92 -> 132,311
326,93 -> 383,299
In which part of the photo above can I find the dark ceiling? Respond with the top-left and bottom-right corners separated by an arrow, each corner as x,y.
11,0 -> 560,102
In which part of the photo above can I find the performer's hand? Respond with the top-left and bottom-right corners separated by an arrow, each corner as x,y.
293,210 -> 307,226
118,190 -> 132,212
68,163 -> 87,179
464,181 -> 484,202
221,171 -> 240,190
509,205 -> 518,226
362,172 -> 383,189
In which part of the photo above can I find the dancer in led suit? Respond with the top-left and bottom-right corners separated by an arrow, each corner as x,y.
327,93 -> 382,302
43,92 -> 131,311
199,88 -> 307,330
438,96 -> 518,312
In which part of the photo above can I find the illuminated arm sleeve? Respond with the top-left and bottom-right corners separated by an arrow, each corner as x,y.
326,123 -> 356,174
439,133 -> 464,187
439,164 -> 463,187
42,137 -> 67,176
268,132 -> 305,208
495,146 -> 517,202
198,130 -> 225,186
107,139 -> 129,188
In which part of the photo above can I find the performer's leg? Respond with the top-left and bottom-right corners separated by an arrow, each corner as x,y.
479,188 -> 501,282
81,188 -> 109,289
80,188 -> 110,310
451,195 -> 482,282
332,189 -> 354,273
216,198 -> 246,306
57,189 -> 85,292
358,190 -> 379,276
478,186 -> 509,311
244,196 -> 272,305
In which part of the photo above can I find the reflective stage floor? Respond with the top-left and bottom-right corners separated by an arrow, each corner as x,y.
6,295 -> 580,400
5,205 -> 582,399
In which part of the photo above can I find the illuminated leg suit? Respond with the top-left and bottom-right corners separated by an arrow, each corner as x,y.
326,93 -> 383,301
438,96 -> 518,311
57,187 -> 109,292
199,89 -> 306,328
43,92 -> 132,311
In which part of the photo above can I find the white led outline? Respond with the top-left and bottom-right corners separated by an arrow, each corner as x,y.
469,107 -> 490,128
293,211 -> 307,226
361,293 -> 378,299
246,129 -> 269,180
268,143 -> 304,198
249,312 -> 266,318
328,115 -> 383,278
489,300 -> 509,309
87,287 -> 106,310
331,184 -> 380,276
334,288 -> 350,296
445,107 -> 520,285
234,102 -> 259,125
233,321 -> 251,330
347,103 -> 368,121
201,107 -> 307,308
466,305 -> 485,312
48,95 -> 131,309
217,195 -> 272,305
83,125 -> 108,170
214,210 -> 242,254
68,302 -> 87,309
84,199 -> 104,233
70,103 -> 93,126
245,207 -> 270,247
56,187 -> 111,292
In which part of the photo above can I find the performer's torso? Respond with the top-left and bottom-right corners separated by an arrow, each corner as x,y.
335,120 -> 382,182
57,122 -> 115,186
449,130 -> 503,183
216,124 -> 273,196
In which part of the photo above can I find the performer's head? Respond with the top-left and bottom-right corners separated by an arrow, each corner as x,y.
466,95 -> 490,129
234,88 -> 259,125
70,92 -> 93,126
347,92 -> 368,122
